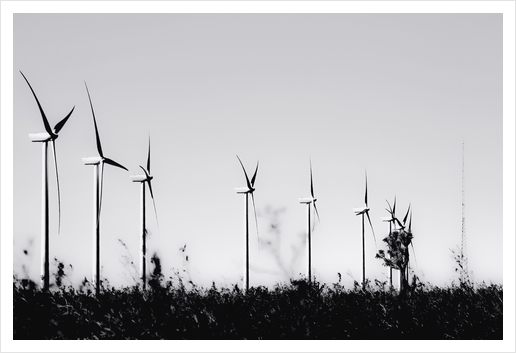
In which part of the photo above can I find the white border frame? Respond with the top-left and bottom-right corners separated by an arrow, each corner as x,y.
1,1 -> 514,352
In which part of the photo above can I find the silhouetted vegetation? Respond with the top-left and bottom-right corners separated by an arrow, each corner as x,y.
13,274 -> 502,339
376,228 -> 413,297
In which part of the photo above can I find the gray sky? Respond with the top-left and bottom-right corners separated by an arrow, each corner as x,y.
10,12 -> 504,292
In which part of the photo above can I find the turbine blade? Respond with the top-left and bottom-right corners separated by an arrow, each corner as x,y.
314,201 -> 321,224
310,159 -> 315,199
393,196 -> 397,216
408,209 -> 413,233
386,200 -> 393,214
51,140 -> 61,234
20,71 -> 53,136
403,204 -> 411,226
251,160 -> 259,187
147,179 -> 159,229
139,165 -> 150,178
139,167 -> 155,229
410,242 -> 418,269
147,135 -> 151,174
236,155 -> 252,190
364,171 -> 368,207
250,192 -> 259,247
365,210 -> 377,248
104,157 -> 128,171
53,106 -> 75,134
84,82 -> 104,158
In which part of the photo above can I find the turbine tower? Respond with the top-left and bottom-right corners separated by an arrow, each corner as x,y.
130,136 -> 159,290
298,159 -> 320,283
21,71 -> 74,291
82,83 -> 128,296
461,141 -> 469,283
353,171 -> 376,289
235,155 -> 259,292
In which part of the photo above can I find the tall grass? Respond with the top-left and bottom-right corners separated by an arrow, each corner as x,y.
13,275 -> 502,340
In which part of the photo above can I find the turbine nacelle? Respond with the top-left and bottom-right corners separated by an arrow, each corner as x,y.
299,197 -> 314,204
382,215 -> 400,232
130,174 -> 147,182
82,156 -> 103,166
353,206 -> 369,215
29,132 -> 53,142
130,171 -> 153,183
381,216 -> 394,222
235,186 -> 253,194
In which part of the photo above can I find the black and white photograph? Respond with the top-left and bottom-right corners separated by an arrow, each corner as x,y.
2,1 -> 514,351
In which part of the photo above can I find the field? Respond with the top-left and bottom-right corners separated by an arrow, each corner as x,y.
13,276 -> 502,340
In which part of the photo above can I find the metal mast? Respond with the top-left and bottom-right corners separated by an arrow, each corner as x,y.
461,141 -> 469,283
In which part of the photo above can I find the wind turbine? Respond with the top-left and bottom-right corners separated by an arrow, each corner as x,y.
82,83 -> 128,296
21,71 -> 74,291
353,171 -> 376,289
235,155 -> 259,292
381,197 -> 398,288
130,136 -> 159,290
298,159 -> 320,283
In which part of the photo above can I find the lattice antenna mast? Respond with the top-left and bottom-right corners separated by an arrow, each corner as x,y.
461,141 -> 469,283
